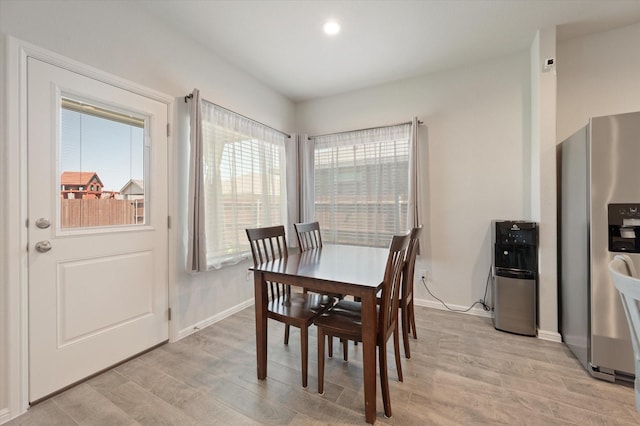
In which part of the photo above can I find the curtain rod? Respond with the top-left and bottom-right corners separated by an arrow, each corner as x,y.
307,119 -> 423,140
184,93 -> 291,139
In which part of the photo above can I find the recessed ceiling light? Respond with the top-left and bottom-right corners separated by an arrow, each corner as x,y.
323,21 -> 340,36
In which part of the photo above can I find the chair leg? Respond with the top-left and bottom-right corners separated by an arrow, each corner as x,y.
317,328 -> 325,394
328,336 -> 333,358
284,324 -> 290,345
409,299 -> 417,339
401,304 -> 411,359
379,341 -> 392,418
342,338 -> 348,361
301,326 -> 308,388
635,366 -> 640,411
394,326 -> 403,382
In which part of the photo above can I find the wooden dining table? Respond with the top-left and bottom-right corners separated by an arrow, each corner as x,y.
250,243 -> 389,424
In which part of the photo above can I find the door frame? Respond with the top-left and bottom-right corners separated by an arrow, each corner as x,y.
3,36 -> 178,420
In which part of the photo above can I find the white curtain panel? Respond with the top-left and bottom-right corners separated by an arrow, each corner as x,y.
200,100 -> 288,269
312,122 -> 414,247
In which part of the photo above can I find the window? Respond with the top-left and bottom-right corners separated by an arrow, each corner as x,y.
60,97 -> 146,229
199,101 -> 288,269
313,124 -> 411,247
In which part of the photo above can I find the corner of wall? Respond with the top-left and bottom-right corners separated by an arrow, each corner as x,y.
530,27 -> 559,335
0,31 -> 9,424
537,328 -> 562,343
529,31 -> 541,220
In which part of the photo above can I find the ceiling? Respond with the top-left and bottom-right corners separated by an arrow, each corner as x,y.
137,0 -> 640,102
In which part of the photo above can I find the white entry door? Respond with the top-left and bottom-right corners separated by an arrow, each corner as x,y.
27,57 -> 169,401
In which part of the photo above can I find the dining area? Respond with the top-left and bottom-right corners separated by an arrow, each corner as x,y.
246,221 -> 422,424
246,222 -> 422,424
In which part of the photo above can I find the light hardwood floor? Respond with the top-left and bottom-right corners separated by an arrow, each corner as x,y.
6,306 -> 640,425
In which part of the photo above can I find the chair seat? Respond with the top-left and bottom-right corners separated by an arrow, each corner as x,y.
333,299 -> 363,313
340,296 -> 411,310
314,308 -> 363,340
268,292 -> 335,324
315,300 -> 380,339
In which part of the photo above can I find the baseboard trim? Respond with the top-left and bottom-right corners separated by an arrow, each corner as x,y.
0,408 -> 11,425
415,298 -> 563,342
176,298 -> 254,341
537,329 -> 562,343
175,298 -> 563,344
414,298 -> 493,318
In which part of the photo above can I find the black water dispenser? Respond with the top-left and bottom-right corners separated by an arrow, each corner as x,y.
492,220 -> 538,336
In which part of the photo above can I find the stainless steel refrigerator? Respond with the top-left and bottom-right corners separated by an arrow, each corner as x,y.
558,111 -> 640,383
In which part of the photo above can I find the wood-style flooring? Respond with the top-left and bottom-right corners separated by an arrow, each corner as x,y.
6,305 -> 640,425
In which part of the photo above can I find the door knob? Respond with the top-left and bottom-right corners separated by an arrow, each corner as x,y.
35,241 -> 52,253
35,218 -> 51,229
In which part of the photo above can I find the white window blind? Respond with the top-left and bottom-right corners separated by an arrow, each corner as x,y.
200,101 -> 288,269
313,124 -> 411,247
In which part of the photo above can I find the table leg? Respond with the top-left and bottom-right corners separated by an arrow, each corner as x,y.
254,272 -> 267,380
360,291 -> 377,424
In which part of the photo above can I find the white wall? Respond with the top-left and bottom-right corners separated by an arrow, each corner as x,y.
297,52 -> 532,313
0,1 -> 294,421
530,28 -> 559,339
557,21 -> 640,140
0,24 -> 7,423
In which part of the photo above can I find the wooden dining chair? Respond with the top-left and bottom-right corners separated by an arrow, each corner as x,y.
315,232 -> 410,418
334,225 -> 423,360
294,221 -> 323,251
400,225 -> 422,358
608,254 -> 640,412
246,225 -> 335,388
294,220 -> 344,357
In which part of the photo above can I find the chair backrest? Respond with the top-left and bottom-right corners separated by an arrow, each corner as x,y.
294,221 -> 323,252
608,255 -> 640,372
379,232 -> 411,340
246,225 -> 289,301
246,225 -> 288,266
402,225 -> 423,300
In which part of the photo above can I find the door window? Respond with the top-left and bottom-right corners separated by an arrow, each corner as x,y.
59,98 -> 147,229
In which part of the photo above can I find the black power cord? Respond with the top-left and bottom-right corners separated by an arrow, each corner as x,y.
420,265 -> 492,313
481,265 -> 492,311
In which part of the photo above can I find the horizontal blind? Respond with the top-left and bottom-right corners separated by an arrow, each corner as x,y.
201,101 -> 287,268
313,124 -> 410,247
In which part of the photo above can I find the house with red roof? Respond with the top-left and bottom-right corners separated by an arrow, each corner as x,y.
60,171 -> 104,199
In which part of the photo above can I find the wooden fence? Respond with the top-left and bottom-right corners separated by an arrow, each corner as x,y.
60,199 -> 142,228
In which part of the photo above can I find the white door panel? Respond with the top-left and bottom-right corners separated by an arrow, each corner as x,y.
28,57 -> 169,401
57,251 -> 154,345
